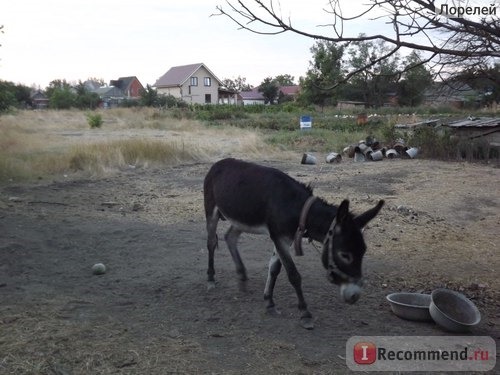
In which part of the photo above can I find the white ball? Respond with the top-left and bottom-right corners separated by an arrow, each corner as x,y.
341,283 -> 361,304
92,263 -> 107,275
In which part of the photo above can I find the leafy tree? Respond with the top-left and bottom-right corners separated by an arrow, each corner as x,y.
345,37 -> 400,107
139,84 -> 159,107
12,85 -> 31,107
298,41 -> 344,108
0,81 -> 16,112
222,76 -> 252,92
46,80 -> 76,109
454,63 -> 500,106
75,81 -> 100,109
258,77 -> 279,104
0,80 -> 32,111
274,74 -> 295,86
397,51 -> 433,106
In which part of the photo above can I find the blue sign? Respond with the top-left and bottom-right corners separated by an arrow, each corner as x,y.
300,115 -> 312,130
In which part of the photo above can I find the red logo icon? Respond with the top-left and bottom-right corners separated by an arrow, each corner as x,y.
354,342 -> 377,365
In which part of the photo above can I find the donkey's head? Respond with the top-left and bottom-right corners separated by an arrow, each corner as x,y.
321,199 -> 384,304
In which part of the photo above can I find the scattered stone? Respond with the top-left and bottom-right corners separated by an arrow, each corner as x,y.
132,203 -> 144,211
92,263 -> 107,275
101,202 -> 120,207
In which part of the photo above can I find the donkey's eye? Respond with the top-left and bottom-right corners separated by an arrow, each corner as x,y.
338,251 -> 353,265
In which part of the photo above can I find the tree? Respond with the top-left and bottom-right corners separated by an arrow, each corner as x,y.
345,37 -> 400,107
397,51 -> 433,107
75,81 -> 100,109
258,77 -> 279,104
215,1 -> 500,83
46,80 -> 76,109
139,84 -> 160,107
0,80 -> 32,110
222,76 -> 252,92
0,81 -> 16,112
274,74 -> 295,86
453,63 -> 500,106
298,41 -> 344,108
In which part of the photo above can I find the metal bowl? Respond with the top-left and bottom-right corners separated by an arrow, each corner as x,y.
430,289 -> 481,332
386,293 -> 432,321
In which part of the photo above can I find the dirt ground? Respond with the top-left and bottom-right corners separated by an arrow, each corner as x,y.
1,156 -> 499,374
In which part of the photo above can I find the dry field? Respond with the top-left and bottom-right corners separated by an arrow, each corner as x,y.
0,110 -> 499,374
0,109 -> 280,182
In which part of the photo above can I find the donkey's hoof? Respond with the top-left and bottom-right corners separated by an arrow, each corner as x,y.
266,306 -> 281,316
237,272 -> 248,282
207,281 -> 216,291
239,280 -> 250,292
299,316 -> 314,330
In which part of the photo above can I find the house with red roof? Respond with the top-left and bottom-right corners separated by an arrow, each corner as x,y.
240,85 -> 301,105
239,87 -> 266,105
279,85 -> 300,99
110,76 -> 144,99
154,63 -> 224,105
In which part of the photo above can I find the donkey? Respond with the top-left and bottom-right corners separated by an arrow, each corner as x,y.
203,158 -> 384,329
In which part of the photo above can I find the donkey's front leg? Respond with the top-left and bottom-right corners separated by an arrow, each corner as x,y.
264,250 -> 282,316
272,236 -> 314,330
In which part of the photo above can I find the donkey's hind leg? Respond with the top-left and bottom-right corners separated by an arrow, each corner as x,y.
206,207 -> 220,290
224,225 -> 247,282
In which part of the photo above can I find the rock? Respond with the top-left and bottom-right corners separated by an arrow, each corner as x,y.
132,203 -> 144,211
92,263 -> 107,275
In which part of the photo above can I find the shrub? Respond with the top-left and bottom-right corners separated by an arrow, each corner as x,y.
408,127 -> 458,159
86,112 -> 103,128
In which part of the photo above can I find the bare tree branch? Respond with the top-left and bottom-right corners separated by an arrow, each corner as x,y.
213,0 -> 499,81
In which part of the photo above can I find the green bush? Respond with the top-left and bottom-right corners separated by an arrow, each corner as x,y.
86,112 -> 103,128
408,127 -> 458,159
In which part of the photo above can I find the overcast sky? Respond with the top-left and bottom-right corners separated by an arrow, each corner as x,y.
0,0 -> 378,88
1,0 -> 484,89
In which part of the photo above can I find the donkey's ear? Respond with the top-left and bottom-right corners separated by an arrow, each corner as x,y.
336,199 -> 350,223
354,200 -> 384,228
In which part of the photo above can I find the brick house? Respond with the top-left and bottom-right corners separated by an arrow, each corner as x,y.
110,76 -> 144,99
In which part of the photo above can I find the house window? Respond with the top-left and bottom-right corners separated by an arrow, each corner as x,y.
205,94 -> 212,104
204,77 -> 211,87
190,77 -> 198,86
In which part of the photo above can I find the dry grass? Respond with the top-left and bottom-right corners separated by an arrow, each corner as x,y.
68,139 -> 209,175
0,109 -> 278,182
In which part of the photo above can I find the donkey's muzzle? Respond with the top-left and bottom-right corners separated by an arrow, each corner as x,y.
340,283 -> 361,304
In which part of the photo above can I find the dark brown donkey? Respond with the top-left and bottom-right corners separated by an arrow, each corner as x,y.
203,158 -> 384,329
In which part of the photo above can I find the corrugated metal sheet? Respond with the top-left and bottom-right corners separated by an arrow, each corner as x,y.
445,117 -> 500,128
395,119 -> 439,129
396,117 -> 500,130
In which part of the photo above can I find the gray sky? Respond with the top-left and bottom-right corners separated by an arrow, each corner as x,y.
1,0 -> 487,89
0,0 -> 382,88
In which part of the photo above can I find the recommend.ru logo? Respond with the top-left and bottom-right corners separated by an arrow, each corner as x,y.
346,336 -> 496,372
